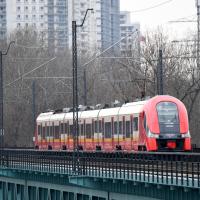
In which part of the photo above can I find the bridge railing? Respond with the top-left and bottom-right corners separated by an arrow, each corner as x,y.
0,149 -> 200,188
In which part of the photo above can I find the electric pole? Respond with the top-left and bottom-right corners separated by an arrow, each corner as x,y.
157,49 -> 163,95
196,0 -> 200,71
0,41 -> 15,149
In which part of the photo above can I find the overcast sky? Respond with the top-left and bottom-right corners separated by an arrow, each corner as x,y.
120,0 -> 196,39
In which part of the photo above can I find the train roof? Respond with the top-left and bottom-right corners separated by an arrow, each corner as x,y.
36,100 -> 147,123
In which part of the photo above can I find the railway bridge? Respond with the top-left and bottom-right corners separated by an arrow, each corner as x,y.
0,149 -> 199,200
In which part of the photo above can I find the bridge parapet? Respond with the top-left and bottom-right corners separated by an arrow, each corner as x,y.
0,150 -> 199,189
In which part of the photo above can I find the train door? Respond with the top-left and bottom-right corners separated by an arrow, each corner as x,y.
98,119 -> 103,150
41,122 -> 46,149
94,119 -> 99,150
79,119 -> 84,150
46,122 -> 50,148
54,121 -> 59,149
60,122 -> 66,150
48,121 -> 53,150
64,121 -> 69,150
36,123 -> 42,148
116,115 -> 123,150
138,112 -> 146,150
85,118 -> 93,150
104,116 -> 112,152
124,115 -> 131,151
113,116 -> 118,151
132,115 -> 139,151
69,120 -> 73,150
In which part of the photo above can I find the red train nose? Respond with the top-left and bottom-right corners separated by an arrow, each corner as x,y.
167,141 -> 176,149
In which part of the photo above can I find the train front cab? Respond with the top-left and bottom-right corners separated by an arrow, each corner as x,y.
143,96 -> 191,151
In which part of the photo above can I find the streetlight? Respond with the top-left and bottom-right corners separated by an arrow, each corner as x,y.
72,8 -> 93,151
0,41 -> 15,148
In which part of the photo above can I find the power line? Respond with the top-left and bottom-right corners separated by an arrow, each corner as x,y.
82,30 -> 139,68
127,0 -> 173,13
5,57 -> 56,87
23,76 -> 73,80
14,42 -> 47,49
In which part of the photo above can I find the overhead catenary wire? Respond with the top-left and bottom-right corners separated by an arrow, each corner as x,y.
14,42 -> 47,49
5,57 -> 56,88
82,30 -> 139,68
126,0 -> 173,13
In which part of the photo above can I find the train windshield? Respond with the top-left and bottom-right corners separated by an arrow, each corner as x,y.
156,102 -> 180,134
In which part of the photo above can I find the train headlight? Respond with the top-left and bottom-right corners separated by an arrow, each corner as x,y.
181,131 -> 191,138
148,130 -> 159,138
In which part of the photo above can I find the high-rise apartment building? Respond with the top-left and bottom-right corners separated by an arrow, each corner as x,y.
47,0 -> 68,52
0,0 -> 7,40
6,0 -> 47,36
68,0 -> 120,54
120,11 -> 140,55
2,0 -> 120,54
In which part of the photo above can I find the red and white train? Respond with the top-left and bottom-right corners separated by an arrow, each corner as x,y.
34,95 -> 191,151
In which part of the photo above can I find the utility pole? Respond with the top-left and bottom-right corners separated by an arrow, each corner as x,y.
196,0 -> 200,71
157,49 -> 163,95
32,81 -> 36,133
72,9 -> 93,152
0,41 -> 15,149
83,69 -> 87,106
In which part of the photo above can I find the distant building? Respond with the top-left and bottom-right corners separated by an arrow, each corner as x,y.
46,0 -> 68,53
68,0 -> 120,54
6,0 -> 47,37
0,0 -> 7,40
120,11 -> 140,56
3,0 -> 120,54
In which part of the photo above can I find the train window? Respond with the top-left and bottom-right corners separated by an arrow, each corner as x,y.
133,117 -> 138,131
46,126 -> 49,137
119,121 -> 122,135
144,115 -> 146,130
86,123 -> 92,138
157,102 -> 180,133
105,122 -> 111,138
126,121 -> 131,138
55,125 -> 59,139
123,119 -> 125,135
94,121 -> 98,132
99,120 -> 102,132
42,126 -> 45,139
157,102 -> 179,123
49,125 -> 52,137
92,121 -> 94,137
38,125 -> 41,136
65,122 -> 69,134
114,121 -> 117,135
80,124 -> 84,136
70,125 -> 73,137
102,120 -> 104,134
60,123 -> 64,133
144,114 -> 149,133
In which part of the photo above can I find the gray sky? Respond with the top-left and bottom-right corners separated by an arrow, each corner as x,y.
120,0 -> 196,39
